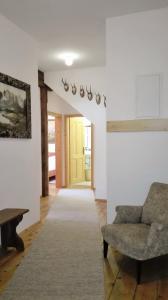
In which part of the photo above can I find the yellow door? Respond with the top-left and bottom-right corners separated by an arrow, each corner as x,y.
69,117 -> 85,184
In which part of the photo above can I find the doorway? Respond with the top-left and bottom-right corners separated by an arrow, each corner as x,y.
48,113 -> 62,193
65,116 -> 93,189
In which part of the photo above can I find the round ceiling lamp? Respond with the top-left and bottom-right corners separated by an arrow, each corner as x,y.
58,52 -> 79,66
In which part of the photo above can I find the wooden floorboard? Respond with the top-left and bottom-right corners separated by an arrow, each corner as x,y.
158,279 -> 168,299
109,253 -> 137,300
0,187 -> 168,299
134,282 -> 158,300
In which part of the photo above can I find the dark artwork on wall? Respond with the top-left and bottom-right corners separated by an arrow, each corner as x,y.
0,72 -> 31,138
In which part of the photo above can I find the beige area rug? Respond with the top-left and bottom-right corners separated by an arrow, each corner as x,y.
1,189 -> 104,300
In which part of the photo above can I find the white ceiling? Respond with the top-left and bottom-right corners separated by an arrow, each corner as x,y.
0,0 -> 168,71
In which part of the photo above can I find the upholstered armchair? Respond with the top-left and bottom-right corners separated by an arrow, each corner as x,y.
101,182 -> 168,283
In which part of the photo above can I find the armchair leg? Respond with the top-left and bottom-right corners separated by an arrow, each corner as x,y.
137,260 -> 142,284
103,240 -> 108,258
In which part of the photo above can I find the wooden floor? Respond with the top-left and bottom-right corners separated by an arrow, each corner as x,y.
0,187 -> 168,299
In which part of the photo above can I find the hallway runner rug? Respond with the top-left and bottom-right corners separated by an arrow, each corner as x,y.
1,189 -> 104,300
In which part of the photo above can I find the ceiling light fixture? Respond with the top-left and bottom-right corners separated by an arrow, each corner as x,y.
65,56 -> 73,66
58,52 -> 79,66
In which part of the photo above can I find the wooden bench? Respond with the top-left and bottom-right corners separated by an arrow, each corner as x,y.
0,209 -> 29,253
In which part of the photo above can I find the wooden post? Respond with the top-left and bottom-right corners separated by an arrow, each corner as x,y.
38,70 -> 52,197
40,87 -> 48,196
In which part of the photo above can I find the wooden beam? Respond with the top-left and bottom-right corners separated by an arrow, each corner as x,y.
38,70 -> 53,196
38,70 -> 44,87
38,70 -> 52,91
107,119 -> 168,132
44,83 -> 52,91
40,87 -> 48,197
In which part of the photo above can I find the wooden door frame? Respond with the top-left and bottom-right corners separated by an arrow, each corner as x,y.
91,123 -> 94,190
64,115 -> 94,190
48,112 -> 63,188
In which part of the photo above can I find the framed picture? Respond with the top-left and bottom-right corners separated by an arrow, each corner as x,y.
0,72 -> 31,138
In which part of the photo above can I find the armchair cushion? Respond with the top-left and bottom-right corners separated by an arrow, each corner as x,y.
101,223 -> 150,260
142,182 -> 168,225
114,205 -> 143,224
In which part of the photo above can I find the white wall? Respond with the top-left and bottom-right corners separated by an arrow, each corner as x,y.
48,92 -> 79,115
106,8 -> 168,222
45,67 -> 107,199
0,14 -> 41,231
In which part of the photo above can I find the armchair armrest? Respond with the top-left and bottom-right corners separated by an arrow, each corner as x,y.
147,222 -> 168,247
113,205 -> 143,224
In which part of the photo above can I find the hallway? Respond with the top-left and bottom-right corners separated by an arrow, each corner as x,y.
1,189 -> 168,299
0,189 -> 105,291
1,189 -> 104,299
